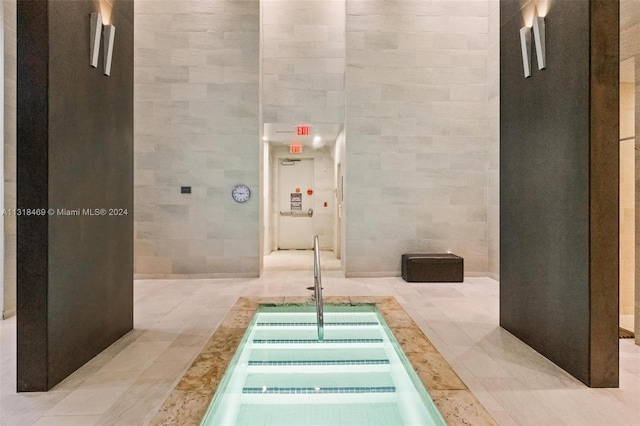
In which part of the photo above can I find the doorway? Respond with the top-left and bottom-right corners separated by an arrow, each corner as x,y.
278,158 -> 314,249
261,123 -> 344,273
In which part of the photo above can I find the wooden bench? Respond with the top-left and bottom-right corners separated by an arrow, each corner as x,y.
401,253 -> 464,282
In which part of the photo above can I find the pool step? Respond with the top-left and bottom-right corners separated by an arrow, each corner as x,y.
244,371 -> 394,390
243,386 -> 396,394
201,308 -> 447,426
256,321 -> 379,327
240,390 -> 397,405
249,346 -> 390,364
246,359 -> 391,374
248,358 -> 390,366
235,402 -> 404,425
253,338 -> 383,344
246,360 -> 391,374
252,326 -> 383,342
255,312 -> 380,326
250,338 -> 384,350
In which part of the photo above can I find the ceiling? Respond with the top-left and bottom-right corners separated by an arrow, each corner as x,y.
263,123 -> 343,148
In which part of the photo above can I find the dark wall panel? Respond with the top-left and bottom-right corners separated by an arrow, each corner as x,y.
16,0 -> 49,392
500,0 -> 618,387
589,0 -> 620,388
17,0 -> 134,391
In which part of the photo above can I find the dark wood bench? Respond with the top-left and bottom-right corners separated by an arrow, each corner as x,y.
401,253 -> 464,282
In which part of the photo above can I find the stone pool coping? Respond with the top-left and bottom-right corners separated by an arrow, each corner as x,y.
150,296 -> 497,425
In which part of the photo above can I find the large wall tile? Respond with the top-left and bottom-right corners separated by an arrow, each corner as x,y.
134,0 -> 260,277
345,0 -> 490,276
262,0 -> 345,127
3,0 -> 16,318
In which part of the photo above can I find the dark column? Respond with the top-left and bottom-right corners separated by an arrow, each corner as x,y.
17,0 -> 134,391
500,0 -> 619,387
17,0 -> 49,391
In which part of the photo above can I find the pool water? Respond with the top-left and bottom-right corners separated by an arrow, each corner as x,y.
200,304 -> 446,426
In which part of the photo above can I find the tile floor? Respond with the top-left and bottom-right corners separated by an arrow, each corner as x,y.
0,251 -> 639,425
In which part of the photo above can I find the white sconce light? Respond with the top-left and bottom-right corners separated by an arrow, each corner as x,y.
103,25 -> 116,76
90,13 -> 102,68
519,26 -> 532,78
532,15 -> 546,70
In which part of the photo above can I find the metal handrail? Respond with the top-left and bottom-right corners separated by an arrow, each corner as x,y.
313,235 -> 324,341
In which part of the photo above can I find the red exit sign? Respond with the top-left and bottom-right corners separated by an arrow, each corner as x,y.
290,144 -> 302,154
297,126 -> 309,136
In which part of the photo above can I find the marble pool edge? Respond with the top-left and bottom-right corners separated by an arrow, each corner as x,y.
149,296 -> 497,425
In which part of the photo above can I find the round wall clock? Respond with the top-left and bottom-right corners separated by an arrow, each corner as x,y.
231,184 -> 251,203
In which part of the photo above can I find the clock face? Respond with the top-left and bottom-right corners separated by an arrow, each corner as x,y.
231,184 -> 251,203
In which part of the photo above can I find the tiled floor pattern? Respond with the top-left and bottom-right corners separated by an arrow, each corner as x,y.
263,249 -> 342,271
0,251 -> 638,425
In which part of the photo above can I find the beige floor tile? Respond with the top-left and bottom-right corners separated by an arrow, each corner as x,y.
32,415 -> 101,426
0,251 -> 638,425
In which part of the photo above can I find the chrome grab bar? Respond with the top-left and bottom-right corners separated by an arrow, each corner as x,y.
313,235 -> 324,341
280,209 -> 313,217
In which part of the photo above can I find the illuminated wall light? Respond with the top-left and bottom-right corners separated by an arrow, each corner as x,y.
522,1 -> 536,27
536,0 -> 552,18
90,13 -> 102,68
99,0 -> 113,27
312,135 -> 325,149
532,15 -> 546,70
103,24 -> 116,76
520,26 -> 532,78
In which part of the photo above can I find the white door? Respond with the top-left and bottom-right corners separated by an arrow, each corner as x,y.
278,158 -> 314,249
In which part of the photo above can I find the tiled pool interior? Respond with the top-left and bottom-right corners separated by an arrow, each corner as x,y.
200,304 -> 446,425
151,296 -> 496,425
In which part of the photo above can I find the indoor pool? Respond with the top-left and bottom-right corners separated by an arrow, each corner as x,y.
200,304 -> 446,426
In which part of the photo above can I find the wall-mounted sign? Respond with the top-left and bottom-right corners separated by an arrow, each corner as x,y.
297,126 -> 309,136
290,193 -> 302,210
290,144 -> 302,154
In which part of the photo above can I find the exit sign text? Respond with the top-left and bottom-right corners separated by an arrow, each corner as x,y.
290,144 -> 302,154
297,126 -> 309,136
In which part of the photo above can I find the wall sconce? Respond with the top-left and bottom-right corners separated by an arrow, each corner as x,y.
103,25 -> 116,76
532,15 -> 546,70
519,26 -> 532,78
90,13 -> 102,68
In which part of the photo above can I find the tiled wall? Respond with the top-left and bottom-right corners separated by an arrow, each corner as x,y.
345,0 -> 490,276
262,0 -> 345,124
620,0 -> 640,342
134,0 -> 260,277
488,1 -> 499,279
3,0 -> 16,318
619,82 -> 634,317
132,0 -> 495,278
